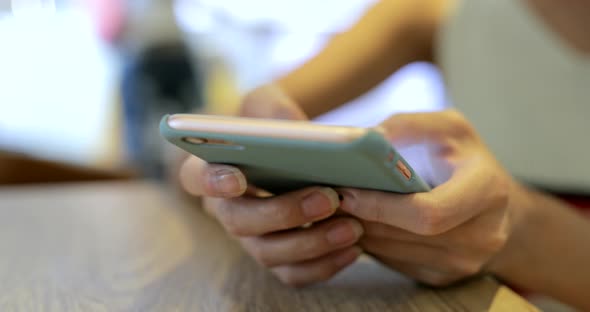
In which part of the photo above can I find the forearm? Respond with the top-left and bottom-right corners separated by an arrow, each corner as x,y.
491,184 -> 590,310
277,0 -> 450,118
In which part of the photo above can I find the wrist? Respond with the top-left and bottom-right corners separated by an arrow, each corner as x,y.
488,185 -> 590,310
487,181 -> 538,284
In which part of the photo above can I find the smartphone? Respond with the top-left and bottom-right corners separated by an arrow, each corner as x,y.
160,114 -> 430,194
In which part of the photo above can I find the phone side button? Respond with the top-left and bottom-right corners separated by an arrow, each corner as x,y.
395,160 -> 412,180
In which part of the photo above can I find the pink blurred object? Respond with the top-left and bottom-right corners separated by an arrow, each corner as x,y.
85,0 -> 125,42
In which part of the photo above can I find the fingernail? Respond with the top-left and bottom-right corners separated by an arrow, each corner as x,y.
301,187 -> 339,219
212,168 -> 246,195
326,221 -> 363,245
333,246 -> 362,267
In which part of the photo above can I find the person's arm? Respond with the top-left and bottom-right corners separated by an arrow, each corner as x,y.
276,0 -> 455,118
334,110 -> 590,311
490,189 -> 590,311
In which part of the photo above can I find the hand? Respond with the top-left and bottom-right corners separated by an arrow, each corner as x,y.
180,157 -> 363,286
178,87 -> 362,286
338,110 -> 522,286
239,84 -> 308,120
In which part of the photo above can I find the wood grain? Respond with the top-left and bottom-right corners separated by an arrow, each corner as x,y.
0,181 -> 507,311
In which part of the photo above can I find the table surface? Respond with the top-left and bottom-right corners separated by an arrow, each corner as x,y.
0,181 -> 515,311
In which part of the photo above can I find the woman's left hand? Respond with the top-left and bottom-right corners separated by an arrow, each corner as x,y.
339,110 -> 525,286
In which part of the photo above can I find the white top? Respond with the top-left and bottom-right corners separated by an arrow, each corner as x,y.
439,0 -> 590,192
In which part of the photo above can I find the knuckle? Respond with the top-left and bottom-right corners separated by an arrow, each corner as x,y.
259,199 -> 296,229
484,232 -> 509,253
446,110 -> 476,138
275,268 -> 302,287
227,225 -> 250,237
454,260 -> 483,277
395,116 -> 422,138
290,223 -> 348,261
217,201 -> 246,236
373,202 -> 387,224
414,202 -> 446,236
360,191 -> 382,222
300,234 -> 328,259
443,252 -> 483,277
222,219 -> 244,236
245,240 -> 274,267
255,250 -> 275,268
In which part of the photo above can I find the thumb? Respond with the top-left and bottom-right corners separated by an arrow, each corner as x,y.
377,109 -> 476,146
240,84 -> 308,121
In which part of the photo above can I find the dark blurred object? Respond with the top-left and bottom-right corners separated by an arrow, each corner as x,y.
121,41 -> 204,179
0,151 -> 134,185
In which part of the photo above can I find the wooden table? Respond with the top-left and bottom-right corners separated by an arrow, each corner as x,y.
0,151 -> 134,185
0,182 -> 535,311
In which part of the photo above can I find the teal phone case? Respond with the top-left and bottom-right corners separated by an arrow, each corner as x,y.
160,115 -> 430,194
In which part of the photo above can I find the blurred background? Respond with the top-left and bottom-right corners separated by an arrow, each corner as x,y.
0,0 -> 444,181
0,3 -> 582,311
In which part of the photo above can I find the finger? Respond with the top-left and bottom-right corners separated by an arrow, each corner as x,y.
339,161 -> 508,235
271,246 -> 362,287
361,218 -> 466,250
361,207 -> 509,256
180,156 -> 247,197
374,258 -> 460,287
241,84 -> 308,120
361,220 -> 437,246
214,187 -> 340,236
240,217 -> 363,267
360,237 -> 481,277
377,109 -> 478,147
338,188 -> 436,235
